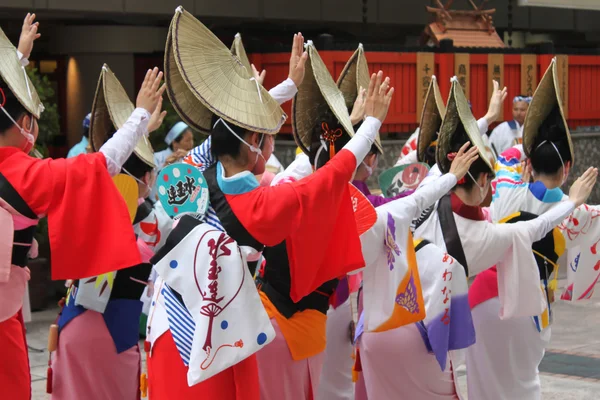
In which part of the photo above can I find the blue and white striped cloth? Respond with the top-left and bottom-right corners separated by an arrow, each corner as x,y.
162,285 -> 195,366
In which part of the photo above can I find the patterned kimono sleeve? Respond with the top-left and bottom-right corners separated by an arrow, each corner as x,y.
560,203 -> 600,248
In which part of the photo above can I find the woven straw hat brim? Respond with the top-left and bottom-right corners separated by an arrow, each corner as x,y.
417,76 -> 446,162
522,58 -> 574,164
436,78 -> 494,174
292,41 -> 355,155
336,44 -> 383,154
231,33 -> 253,77
0,29 -> 43,119
168,8 -> 285,135
165,24 -> 213,133
89,64 -> 155,168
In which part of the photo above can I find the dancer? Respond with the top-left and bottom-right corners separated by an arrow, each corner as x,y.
357,77 -> 595,399
467,58 -> 600,400
145,8 -> 393,400
0,14 -> 164,400
49,64 -> 170,400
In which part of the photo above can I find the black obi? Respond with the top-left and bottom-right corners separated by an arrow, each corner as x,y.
258,241 -> 338,318
0,173 -> 37,268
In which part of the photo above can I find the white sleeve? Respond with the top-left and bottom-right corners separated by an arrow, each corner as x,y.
99,108 -> 151,176
381,173 -> 456,221
268,78 -> 298,105
271,153 -> 313,185
343,116 -> 381,166
526,201 -> 576,242
16,50 -> 29,67
477,118 -> 489,136
394,149 -> 418,167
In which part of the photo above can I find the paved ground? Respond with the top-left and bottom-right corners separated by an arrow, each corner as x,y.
26,274 -> 600,399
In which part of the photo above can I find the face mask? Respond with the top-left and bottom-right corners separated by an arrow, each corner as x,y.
122,167 -> 156,199
0,100 -> 35,153
467,171 -> 487,203
214,118 -> 266,165
361,161 -> 373,177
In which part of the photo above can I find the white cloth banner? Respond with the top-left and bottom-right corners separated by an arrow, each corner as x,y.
153,223 -> 275,386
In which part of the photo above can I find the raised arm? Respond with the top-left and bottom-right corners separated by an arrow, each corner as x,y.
16,13 -> 40,66
384,143 -> 478,220
264,32 -> 306,105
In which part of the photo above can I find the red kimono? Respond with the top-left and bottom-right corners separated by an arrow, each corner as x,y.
147,149 -> 365,400
0,147 -> 141,400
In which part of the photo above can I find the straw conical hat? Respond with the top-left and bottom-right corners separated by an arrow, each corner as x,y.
292,41 -> 354,155
165,7 -> 285,135
522,58 -> 574,164
89,64 -> 155,168
336,44 -> 383,154
417,76 -> 446,162
0,28 -> 43,119
436,77 -> 493,174
231,33 -> 253,76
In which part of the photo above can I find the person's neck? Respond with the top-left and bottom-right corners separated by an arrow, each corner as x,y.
219,157 -> 250,178
0,130 -> 23,149
453,187 -> 481,207
354,169 -> 369,182
534,174 -> 561,190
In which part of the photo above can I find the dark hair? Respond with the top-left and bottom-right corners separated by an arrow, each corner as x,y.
530,106 -> 571,176
423,144 -> 437,167
449,122 -> 493,190
210,114 -> 264,162
308,109 -> 351,170
0,82 -> 30,134
168,128 -> 190,150
122,152 -> 153,179
82,127 -> 89,139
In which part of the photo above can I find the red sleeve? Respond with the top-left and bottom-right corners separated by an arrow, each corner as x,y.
227,149 -> 366,302
0,150 -> 141,280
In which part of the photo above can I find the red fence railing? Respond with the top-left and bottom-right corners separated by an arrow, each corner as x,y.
251,52 -> 600,135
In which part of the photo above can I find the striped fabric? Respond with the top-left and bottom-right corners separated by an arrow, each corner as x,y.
161,285 -> 195,366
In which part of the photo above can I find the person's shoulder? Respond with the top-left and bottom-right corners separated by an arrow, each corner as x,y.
490,121 -> 509,134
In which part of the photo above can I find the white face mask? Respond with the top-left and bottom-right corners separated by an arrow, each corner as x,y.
0,102 -> 35,153
214,118 -> 266,165
467,171 -> 487,203
361,161 -> 373,177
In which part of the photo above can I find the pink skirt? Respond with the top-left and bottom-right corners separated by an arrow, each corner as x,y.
51,310 -> 140,400
360,324 -> 458,400
256,318 -> 325,400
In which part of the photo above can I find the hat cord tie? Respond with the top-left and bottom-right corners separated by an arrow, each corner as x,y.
321,122 -> 343,159
249,77 -> 263,104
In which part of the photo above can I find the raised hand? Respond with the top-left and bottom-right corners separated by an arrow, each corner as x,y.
166,149 -> 189,166
136,67 -> 166,115
251,64 -> 266,86
364,71 -> 394,123
147,96 -> 167,133
568,167 -> 598,207
449,142 -> 480,182
484,80 -> 508,124
350,86 -> 367,125
288,33 -> 308,87
18,13 -> 41,60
